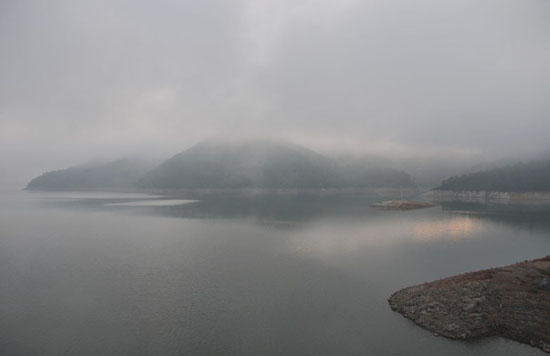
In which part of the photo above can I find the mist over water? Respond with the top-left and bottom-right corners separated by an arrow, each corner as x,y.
1,191 -> 548,355
1,0 -> 549,354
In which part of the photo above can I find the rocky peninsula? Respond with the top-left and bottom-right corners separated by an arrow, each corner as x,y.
425,190 -> 550,204
389,257 -> 550,353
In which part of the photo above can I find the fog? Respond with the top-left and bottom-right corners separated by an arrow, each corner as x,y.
1,0 -> 549,187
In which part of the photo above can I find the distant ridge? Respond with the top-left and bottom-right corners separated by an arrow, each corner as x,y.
26,139 -> 416,191
137,139 -> 341,189
438,157 -> 550,192
137,139 -> 415,190
26,158 -> 154,191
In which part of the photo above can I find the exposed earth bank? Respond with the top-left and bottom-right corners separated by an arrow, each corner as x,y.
389,257 -> 550,353
425,190 -> 550,204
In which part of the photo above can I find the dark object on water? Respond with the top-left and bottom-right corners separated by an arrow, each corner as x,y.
370,200 -> 437,210
388,256 -> 550,353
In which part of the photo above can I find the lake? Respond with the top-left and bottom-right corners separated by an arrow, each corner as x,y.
0,190 -> 548,355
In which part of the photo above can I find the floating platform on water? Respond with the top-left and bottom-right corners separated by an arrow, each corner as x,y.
370,200 -> 437,210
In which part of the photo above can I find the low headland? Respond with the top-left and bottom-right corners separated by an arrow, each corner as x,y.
424,190 -> 550,204
388,256 -> 550,353
370,200 -> 436,210
425,157 -> 550,204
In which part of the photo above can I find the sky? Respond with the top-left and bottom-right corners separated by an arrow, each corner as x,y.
1,0 -> 549,186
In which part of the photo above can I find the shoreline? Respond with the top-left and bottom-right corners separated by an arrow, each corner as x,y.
23,187 -> 419,198
424,190 -> 550,204
388,257 -> 550,353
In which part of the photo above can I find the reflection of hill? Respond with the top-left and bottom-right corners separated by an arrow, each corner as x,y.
150,196 -> 380,223
36,195 -> 385,224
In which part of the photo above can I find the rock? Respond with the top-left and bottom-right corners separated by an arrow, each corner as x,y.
389,256 -> 550,353
535,278 -> 550,291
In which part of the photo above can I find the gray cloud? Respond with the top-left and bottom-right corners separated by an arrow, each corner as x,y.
1,0 -> 549,186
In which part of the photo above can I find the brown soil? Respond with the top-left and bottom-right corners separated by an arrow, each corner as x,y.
388,256 -> 550,353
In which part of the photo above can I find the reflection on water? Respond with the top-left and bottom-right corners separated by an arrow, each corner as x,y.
105,199 -> 197,207
39,194 -> 385,226
149,196 -> 379,223
441,202 -> 550,234
0,191 -> 549,356
414,217 -> 476,240
26,191 -> 162,200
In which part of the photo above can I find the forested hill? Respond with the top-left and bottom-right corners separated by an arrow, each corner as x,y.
26,139 -> 416,191
137,139 -> 340,189
137,139 -> 415,189
26,159 -> 154,191
439,157 -> 550,192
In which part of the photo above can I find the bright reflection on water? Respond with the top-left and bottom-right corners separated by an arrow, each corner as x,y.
413,217 -> 477,240
105,199 -> 197,207
0,191 -> 549,356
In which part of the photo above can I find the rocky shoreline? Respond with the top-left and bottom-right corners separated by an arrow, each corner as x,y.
370,200 -> 437,210
388,257 -> 550,353
425,190 -> 550,204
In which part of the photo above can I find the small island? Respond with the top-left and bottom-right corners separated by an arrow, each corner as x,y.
370,200 -> 436,210
388,257 -> 550,353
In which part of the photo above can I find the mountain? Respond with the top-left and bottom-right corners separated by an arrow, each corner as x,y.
26,139 -> 416,191
137,139 -> 340,189
335,156 -> 416,188
26,158 -> 155,191
138,139 -> 415,189
438,157 -> 550,192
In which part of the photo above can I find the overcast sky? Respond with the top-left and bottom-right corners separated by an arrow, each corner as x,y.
1,0 -> 549,186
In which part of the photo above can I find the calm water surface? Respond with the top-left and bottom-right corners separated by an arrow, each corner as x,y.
1,190 -> 549,356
